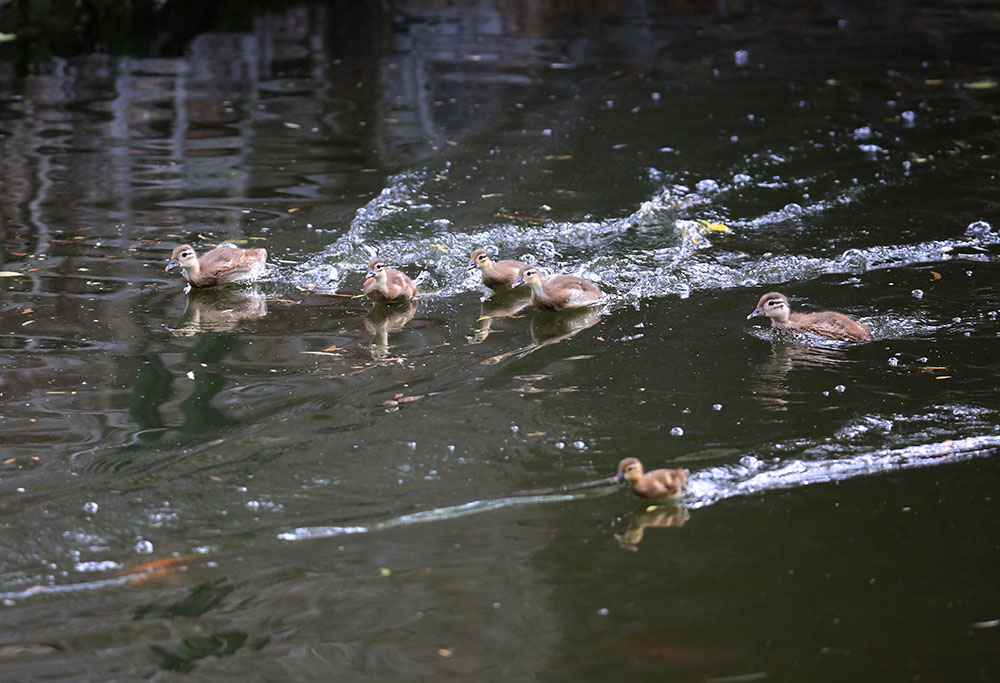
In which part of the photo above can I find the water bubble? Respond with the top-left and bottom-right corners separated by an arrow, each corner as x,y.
853,126 -> 873,140
246,501 -> 260,511
82,502 -> 99,515
135,539 -> 154,554
651,91 -> 661,102
555,441 -> 565,450
447,444 -> 455,453
912,289 -> 924,299
542,128 -> 553,136
965,220 -> 993,238
670,427 -> 684,436
901,110 -> 916,126
834,384 -> 846,393
573,440 -> 587,450
597,607 -> 610,616
510,425 -> 519,434
696,178 -> 719,193
733,173 -> 751,185
734,50 -> 749,67
782,203 -> 804,217
888,357 -> 898,367
712,403 -> 723,411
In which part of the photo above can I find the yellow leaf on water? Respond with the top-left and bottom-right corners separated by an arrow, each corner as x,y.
930,271 -> 942,280
962,78 -> 998,90
288,208 -> 299,213
379,567 -> 392,577
431,244 -> 449,254
0,271 -> 24,277
698,220 -> 731,233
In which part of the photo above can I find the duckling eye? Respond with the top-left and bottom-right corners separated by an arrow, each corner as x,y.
182,250 -> 193,258
477,254 -> 487,262
376,263 -> 384,270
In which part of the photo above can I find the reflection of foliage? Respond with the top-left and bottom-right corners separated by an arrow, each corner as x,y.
0,0 -> 260,66
134,578 -> 234,620
150,631 -> 255,673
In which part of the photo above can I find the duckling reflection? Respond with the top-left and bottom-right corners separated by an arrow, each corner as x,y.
752,342 -> 851,411
469,288 -> 531,344
615,501 -> 690,551
173,288 -> 267,335
481,306 -> 602,365
364,300 -> 419,359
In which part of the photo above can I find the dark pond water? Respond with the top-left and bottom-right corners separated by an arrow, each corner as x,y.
2,1 -> 999,680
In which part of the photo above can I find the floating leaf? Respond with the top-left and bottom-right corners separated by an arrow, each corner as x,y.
379,567 -> 392,577
0,33 -> 16,43
0,271 -> 24,277
930,271 -> 942,280
437,648 -> 453,658
431,244 -> 449,254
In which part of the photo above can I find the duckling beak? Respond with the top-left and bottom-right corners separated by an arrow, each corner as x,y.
613,472 -> 624,483
511,276 -> 523,288
365,269 -> 374,279
466,261 -> 477,271
165,258 -> 179,272
747,307 -> 764,320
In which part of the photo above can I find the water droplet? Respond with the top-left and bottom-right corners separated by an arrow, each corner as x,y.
670,427 -> 684,436
573,440 -> 586,450
510,425 -> 519,434
82,502 -> 99,514
834,384 -> 846,393
712,403 -> 723,411
912,289 -> 924,299
734,50 -> 749,67
555,441 -> 565,450
135,540 -> 154,554
887,357 -> 898,366
597,607 -> 610,616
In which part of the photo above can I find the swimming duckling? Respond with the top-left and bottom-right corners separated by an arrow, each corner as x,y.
511,265 -> 602,310
747,291 -> 870,342
363,259 -> 419,303
614,457 -> 690,499
467,249 -> 529,291
165,243 -> 267,288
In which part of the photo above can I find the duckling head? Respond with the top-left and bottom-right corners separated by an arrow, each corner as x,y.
748,291 -> 790,323
367,258 -> 388,281
511,265 -> 542,288
166,245 -> 198,273
614,457 -> 645,484
468,249 -> 493,271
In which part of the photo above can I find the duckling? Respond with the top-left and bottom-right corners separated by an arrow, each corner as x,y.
165,243 -> 267,288
363,258 -> 419,303
747,291 -> 870,342
467,249 -> 529,290
511,265 -> 602,310
614,457 -> 690,499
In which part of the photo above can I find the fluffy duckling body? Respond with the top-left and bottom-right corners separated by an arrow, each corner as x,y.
615,457 -> 690,499
363,259 -> 419,303
747,291 -> 870,342
512,266 -> 602,310
165,243 -> 267,288
468,249 -> 528,290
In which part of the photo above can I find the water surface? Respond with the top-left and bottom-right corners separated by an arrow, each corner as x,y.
1,2 -> 999,680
